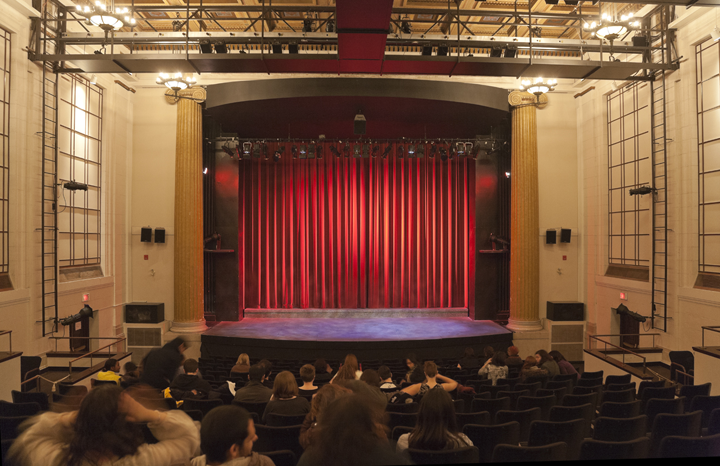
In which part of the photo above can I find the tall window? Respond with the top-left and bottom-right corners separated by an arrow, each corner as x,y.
607,82 -> 652,270
57,74 -> 102,268
0,28 -> 10,279
697,38 -> 720,276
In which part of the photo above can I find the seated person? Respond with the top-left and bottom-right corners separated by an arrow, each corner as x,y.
505,346 -> 524,374
312,359 -> 334,384
233,364 -> 273,404
258,359 -> 274,389
549,350 -> 577,375
298,364 -> 319,397
378,366 -> 397,390
191,405 -> 273,466
121,361 -> 141,388
98,358 -> 122,385
396,389 -> 472,454
401,361 -> 457,400
170,359 -> 213,400
535,350 -> 560,377
230,353 -> 250,375
520,356 -> 549,381
262,371 -> 310,424
477,352 -> 508,386
457,347 -> 480,369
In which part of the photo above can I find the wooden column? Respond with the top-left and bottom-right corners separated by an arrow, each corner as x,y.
506,91 -> 546,332
171,88 -> 207,333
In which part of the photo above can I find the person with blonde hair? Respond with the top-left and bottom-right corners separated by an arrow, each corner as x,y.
261,371 -> 310,424
231,353 -> 250,374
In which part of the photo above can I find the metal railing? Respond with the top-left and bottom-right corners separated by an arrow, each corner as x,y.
49,335 -> 126,353
701,326 -> 720,347
63,337 -> 126,376
0,330 -> 11,353
588,333 -> 662,375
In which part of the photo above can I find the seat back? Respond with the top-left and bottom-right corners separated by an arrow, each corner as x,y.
579,437 -> 650,460
492,441 -> 567,463
386,402 -> 419,413
391,425 -> 414,442
527,419 -> 585,460
600,388 -> 636,404
495,407 -> 542,443
593,415 -> 648,442
265,413 -> 308,427
463,421 -> 520,463
637,380 -> 665,399
232,401 -> 268,420
659,432 -> 720,458
536,387 -> 567,402
645,396 -> 685,431
407,446 -> 480,465
253,424 -> 303,459
514,381 -> 541,397
604,374 -> 631,386
183,398 -> 223,416
606,382 -> 636,393
546,379 -> 573,393
576,377 -> 603,388
552,373 -> 578,387
496,390 -> 530,410
689,395 -> 720,428
549,403 -> 594,437
11,391 -> 48,412
649,411 -> 703,456
517,395 -> 557,421
456,411 -> 490,429
640,385 -> 676,403
598,400 -> 642,419
562,392 -> 597,408
708,408 -> 720,435
0,415 -> 31,441
679,383 -> 711,406
580,370 -> 603,380
470,397 -> 510,423
668,351 -> 694,384
496,377 -> 522,390
387,412 -> 418,431
0,401 -> 41,417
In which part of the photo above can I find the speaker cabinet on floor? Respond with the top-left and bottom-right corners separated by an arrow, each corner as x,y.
125,302 -> 165,324
547,301 -> 584,321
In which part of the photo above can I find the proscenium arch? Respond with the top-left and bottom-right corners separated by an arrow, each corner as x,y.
205,77 -> 510,114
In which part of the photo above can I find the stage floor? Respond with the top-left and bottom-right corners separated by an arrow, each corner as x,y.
204,317 -> 510,342
201,317 -> 514,361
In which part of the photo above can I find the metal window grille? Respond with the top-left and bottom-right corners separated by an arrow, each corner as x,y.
697,39 -> 720,275
607,82 -> 652,267
0,28 -> 10,275
57,74 -> 102,267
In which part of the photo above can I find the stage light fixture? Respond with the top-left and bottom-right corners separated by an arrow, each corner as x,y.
437,45 -> 449,56
326,19 -> 335,33
243,142 -> 252,157
422,45 -> 433,56
222,143 -> 234,158
292,145 -> 298,159
288,43 -> 299,54
343,143 -> 351,157
382,145 -> 392,159
456,142 -> 466,156
273,147 -> 283,162
439,146 -> 448,161
490,47 -> 503,57
262,143 -> 269,161
401,16 -> 412,34
199,40 -> 213,54
299,144 -> 307,159
316,144 -> 323,159
353,145 -> 361,158
417,144 -> 425,157
272,43 -> 283,54
465,142 -> 473,155
308,143 -> 316,159
253,143 -> 261,158
63,181 -> 88,191
303,19 -> 314,33
372,145 -> 379,158
60,304 -> 94,326
397,145 -> 405,158
408,145 -> 416,156
430,144 -> 437,158
215,41 -> 228,53
330,145 -> 340,157
629,185 -> 655,195
504,47 -> 517,58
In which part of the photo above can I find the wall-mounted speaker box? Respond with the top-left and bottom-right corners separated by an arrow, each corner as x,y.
632,36 -> 648,47
354,115 -> 366,135
560,228 -> 572,243
140,227 -> 152,243
154,228 -> 166,244
547,301 -> 584,321
125,302 -> 165,324
546,230 -> 557,244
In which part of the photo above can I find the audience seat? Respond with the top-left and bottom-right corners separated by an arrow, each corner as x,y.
482,384 -> 511,399
514,381 -> 541,397
182,398 -> 223,417
495,407 -> 542,443
527,419 -> 585,461
689,395 -> 720,430
57,383 -> 88,396
471,397 -> 510,423
649,411 -> 702,458
639,386 -> 677,410
606,382 -> 636,392
184,409 -> 204,422
551,373 -> 578,387
637,380 -> 665,400
463,421 -> 520,463
387,412 -> 418,432
496,377 -> 521,390
492,441 -> 567,463
496,390 -> 529,411
11,391 -> 49,412
679,383 -> 711,407
0,415 -> 30,441
572,385 -> 603,408
232,401 -> 268,420
407,446 -> 480,464
0,401 -> 41,417
385,402 -> 419,414
254,424 -> 303,460
456,411 -> 490,429
562,392 -> 597,408
265,413 -> 308,427
604,374 -> 631,386
659,432 -> 720,458
536,387 -> 567,403
579,437 -> 650,460
391,425 -> 414,442
580,371 -> 603,380
546,379 -> 573,393
644,397 -> 686,432
548,403 -> 594,438
517,395 -> 557,421
598,400 -> 642,419
708,408 -> 720,436
600,388 -> 636,405
263,450 -> 296,466
593,415 -> 647,442
576,378 -> 603,389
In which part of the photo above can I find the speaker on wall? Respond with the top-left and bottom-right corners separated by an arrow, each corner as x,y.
547,301 -> 584,321
560,228 -> 572,243
155,228 -> 166,244
546,230 -> 557,244
125,303 -> 165,324
140,227 -> 152,243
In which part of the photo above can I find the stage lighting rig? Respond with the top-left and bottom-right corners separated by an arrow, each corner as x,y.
614,303 -> 647,323
408,145 -> 416,157
63,181 -> 88,191
316,144 -> 323,159
381,145 -> 392,159
372,145 -> 379,158
397,145 -> 405,158
430,144 -> 437,158
60,304 -> 94,326
343,143 -> 351,157
242,142 -> 252,157
222,142 -> 234,158
292,145 -> 298,159
439,146 -> 448,161
330,145 -> 340,157
629,185 -> 655,196
273,146 -> 285,162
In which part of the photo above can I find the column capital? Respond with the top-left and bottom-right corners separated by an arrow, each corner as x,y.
165,87 -> 207,105
508,90 -> 548,109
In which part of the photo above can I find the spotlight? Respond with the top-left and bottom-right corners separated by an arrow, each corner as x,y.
292,145 -> 298,159
299,144 -> 307,158
303,19 -> 313,33
417,144 -> 425,157
397,145 -> 405,158
199,40 -> 213,54
400,16 -> 411,34
343,143 -> 351,157
273,147 -> 283,162
505,171 -> 511,178
288,43 -> 299,54
372,145 -> 379,158
464,142 -> 473,155
430,144 -> 437,158
222,143 -> 234,158
456,142 -> 466,156
504,47 -> 517,58
243,142 -> 252,157
408,144 -> 415,156
214,41 -> 228,53
272,43 -> 283,54
262,143 -> 269,161
60,305 -> 94,326
353,145 -> 361,158
490,47 -> 503,58
203,167 -> 208,174
437,45 -> 449,56
326,19 -> 335,33
330,145 -> 340,157
316,144 -> 323,159
629,185 -> 655,195
253,143 -> 261,158
439,146 -> 448,161
172,20 -> 183,31
422,45 -> 433,56
381,145 -> 392,159
63,181 -> 88,191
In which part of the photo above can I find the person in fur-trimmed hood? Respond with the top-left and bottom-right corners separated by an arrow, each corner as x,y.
191,405 -> 273,466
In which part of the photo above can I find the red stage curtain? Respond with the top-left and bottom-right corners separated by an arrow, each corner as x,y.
239,142 -> 474,310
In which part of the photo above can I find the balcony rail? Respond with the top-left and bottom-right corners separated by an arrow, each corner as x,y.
587,333 -> 662,375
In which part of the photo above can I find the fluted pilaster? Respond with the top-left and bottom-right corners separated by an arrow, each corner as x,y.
507,91 -> 544,332
172,88 -> 207,333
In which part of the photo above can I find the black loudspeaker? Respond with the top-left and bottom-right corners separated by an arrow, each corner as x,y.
155,228 -> 166,244
354,114 -> 366,135
125,303 -> 165,324
560,228 -> 571,243
547,301 -> 584,321
140,227 -> 152,243
546,230 -> 557,244
632,36 -> 648,47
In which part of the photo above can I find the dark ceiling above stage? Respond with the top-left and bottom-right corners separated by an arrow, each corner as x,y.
206,95 -> 509,140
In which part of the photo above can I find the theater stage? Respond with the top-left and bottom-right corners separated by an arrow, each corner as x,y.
200,317 -> 514,361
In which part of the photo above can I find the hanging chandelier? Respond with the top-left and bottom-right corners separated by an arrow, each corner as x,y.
157,72 -> 197,92
519,77 -> 557,97
74,1 -> 136,31
584,12 -> 640,42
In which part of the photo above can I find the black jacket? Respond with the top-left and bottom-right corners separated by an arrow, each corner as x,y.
140,338 -> 184,389
170,373 -> 212,399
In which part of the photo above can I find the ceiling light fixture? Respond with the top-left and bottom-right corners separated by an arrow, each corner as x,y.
584,10 -> 640,59
519,77 -> 557,101
156,72 -> 203,102
75,1 -> 135,31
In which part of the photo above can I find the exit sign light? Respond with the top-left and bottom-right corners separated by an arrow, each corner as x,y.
620,292 -> 627,301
